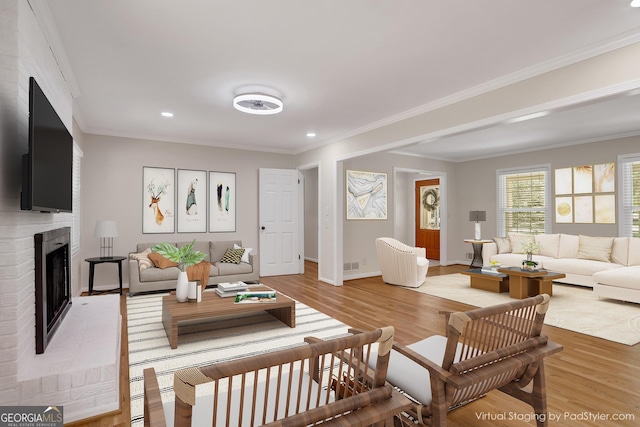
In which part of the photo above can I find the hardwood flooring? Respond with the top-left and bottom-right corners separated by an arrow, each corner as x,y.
69,262 -> 640,426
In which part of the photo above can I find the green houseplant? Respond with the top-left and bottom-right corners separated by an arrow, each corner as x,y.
152,240 -> 206,302
152,239 -> 206,271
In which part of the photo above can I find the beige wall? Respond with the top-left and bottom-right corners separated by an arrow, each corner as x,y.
81,134 -> 294,291
342,152 -> 457,278
453,135 -> 640,261
296,42 -> 640,284
302,168 -> 319,261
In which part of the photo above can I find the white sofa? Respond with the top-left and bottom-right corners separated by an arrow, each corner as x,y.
482,233 -> 640,304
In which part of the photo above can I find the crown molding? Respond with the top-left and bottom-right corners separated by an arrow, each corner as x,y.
305,30 -> 640,155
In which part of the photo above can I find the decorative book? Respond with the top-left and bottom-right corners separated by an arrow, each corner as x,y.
218,281 -> 249,292
234,291 -> 277,304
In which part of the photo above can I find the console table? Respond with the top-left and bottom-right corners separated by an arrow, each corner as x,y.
85,256 -> 126,295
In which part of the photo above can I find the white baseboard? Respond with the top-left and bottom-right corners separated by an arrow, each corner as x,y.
343,271 -> 381,281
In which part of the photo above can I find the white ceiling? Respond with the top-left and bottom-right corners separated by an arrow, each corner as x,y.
43,0 -> 640,159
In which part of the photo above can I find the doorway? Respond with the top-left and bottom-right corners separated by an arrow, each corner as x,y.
415,178 -> 440,260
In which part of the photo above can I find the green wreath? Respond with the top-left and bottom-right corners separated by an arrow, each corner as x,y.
422,188 -> 439,211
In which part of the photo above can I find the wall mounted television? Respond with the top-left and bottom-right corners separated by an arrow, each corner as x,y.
21,77 -> 73,213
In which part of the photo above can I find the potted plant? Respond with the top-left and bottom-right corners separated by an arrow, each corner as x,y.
152,240 -> 206,302
520,240 -> 542,271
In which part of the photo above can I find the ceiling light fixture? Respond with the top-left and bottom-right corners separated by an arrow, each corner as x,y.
306,132 -> 316,137
161,112 -> 174,117
233,93 -> 283,115
631,0 -> 640,7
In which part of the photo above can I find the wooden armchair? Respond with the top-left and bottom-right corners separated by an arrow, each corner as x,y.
375,237 -> 429,288
144,327 -> 411,426
381,294 -> 563,427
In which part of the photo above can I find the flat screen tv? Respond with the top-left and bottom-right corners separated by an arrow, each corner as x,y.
21,77 -> 73,213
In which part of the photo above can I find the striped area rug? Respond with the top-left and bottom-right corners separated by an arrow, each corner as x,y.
126,292 -> 350,426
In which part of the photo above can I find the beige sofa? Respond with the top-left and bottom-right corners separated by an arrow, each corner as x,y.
128,240 -> 259,296
482,234 -> 640,304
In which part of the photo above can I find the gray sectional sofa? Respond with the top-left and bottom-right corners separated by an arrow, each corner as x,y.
128,240 -> 259,296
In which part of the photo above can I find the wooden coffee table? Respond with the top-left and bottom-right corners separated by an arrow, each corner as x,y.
497,267 -> 566,299
461,268 -> 509,293
162,285 -> 295,349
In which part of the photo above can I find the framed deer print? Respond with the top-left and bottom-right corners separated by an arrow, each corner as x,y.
142,167 -> 175,234
177,169 -> 207,233
209,171 -> 236,232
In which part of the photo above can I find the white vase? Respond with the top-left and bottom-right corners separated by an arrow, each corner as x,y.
188,281 -> 198,302
176,271 -> 189,302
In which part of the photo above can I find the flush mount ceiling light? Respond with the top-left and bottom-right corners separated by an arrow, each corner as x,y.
233,93 -> 283,115
631,0 -> 640,7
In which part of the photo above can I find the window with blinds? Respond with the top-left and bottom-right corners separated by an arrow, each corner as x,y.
497,165 -> 550,236
619,153 -> 640,238
72,143 -> 83,255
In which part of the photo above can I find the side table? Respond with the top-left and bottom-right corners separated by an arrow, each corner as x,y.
463,239 -> 492,268
85,256 -> 126,295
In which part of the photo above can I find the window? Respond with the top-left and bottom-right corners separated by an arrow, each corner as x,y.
619,153 -> 640,238
497,165 -> 550,236
71,143 -> 83,255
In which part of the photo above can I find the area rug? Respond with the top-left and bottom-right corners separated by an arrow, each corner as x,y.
126,292 -> 350,426
413,274 -> 640,346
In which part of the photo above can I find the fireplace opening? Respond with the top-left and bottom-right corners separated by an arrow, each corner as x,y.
35,227 -> 72,354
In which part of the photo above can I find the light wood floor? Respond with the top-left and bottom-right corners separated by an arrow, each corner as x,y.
69,262 -> 640,426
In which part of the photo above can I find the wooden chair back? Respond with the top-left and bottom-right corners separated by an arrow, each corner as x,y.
144,327 -> 411,427
392,294 -> 563,426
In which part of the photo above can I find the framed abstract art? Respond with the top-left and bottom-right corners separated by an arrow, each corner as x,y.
142,166 -> 175,234
209,171 -> 236,232
177,169 -> 207,233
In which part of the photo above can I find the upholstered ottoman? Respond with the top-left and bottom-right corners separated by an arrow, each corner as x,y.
593,266 -> 640,304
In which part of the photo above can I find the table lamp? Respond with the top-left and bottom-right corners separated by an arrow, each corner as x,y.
469,211 -> 486,240
94,220 -> 118,259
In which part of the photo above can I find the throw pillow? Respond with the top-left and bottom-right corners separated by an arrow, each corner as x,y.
233,243 -> 252,263
535,234 -> 560,258
148,252 -> 179,269
219,248 -> 245,264
130,248 -> 153,271
508,233 -> 535,254
577,235 -> 614,262
493,237 -> 511,254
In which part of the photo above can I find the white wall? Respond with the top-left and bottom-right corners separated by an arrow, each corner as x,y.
81,134 -> 295,290
0,0 -> 75,405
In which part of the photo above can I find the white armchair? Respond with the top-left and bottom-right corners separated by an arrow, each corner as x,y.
375,237 -> 429,288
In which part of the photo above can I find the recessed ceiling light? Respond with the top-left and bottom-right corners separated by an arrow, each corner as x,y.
631,0 -> 640,7
233,94 -> 283,115
306,132 -> 316,137
161,112 -> 174,117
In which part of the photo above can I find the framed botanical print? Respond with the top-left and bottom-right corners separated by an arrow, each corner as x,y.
209,171 -> 236,232
177,169 -> 207,233
142,167 -> 175,234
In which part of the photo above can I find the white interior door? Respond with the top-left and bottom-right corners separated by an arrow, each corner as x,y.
259,168 -> 299,276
